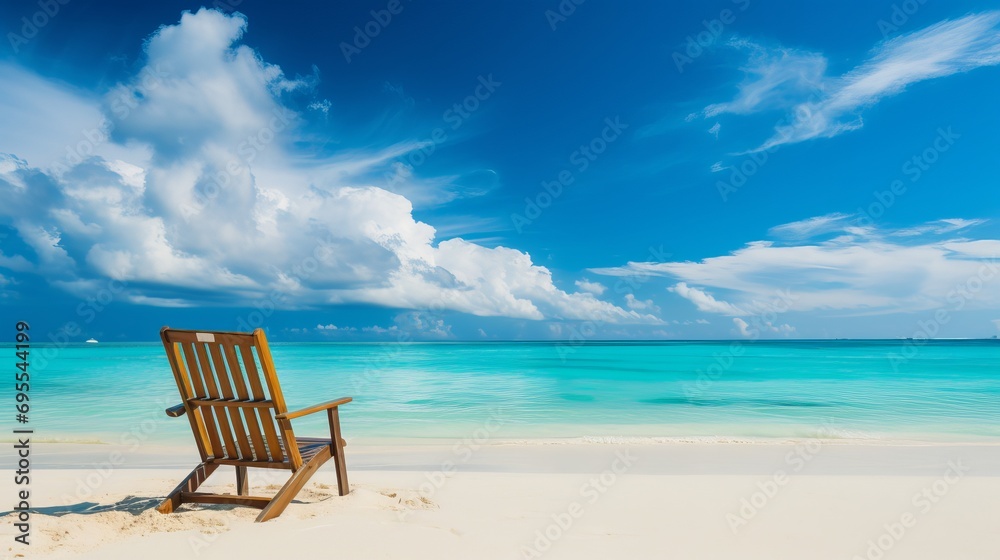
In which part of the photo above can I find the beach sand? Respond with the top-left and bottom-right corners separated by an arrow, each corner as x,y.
2,441 -> 998,559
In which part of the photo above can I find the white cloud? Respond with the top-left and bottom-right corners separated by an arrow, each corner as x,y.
0,64 -> 106,169
703,40 -> 827,118
624,293 -> 660,313
575,279 -> 607,295
710,161 -> 728,173
768,212 -> 853,238
891,218 -> 986,237
708,122 -> 721,138
668,282 -> 744,315
733,317 -> 795,338
0,9 -> 656,325
593,217 -> 1000,316
394,311 -> 452,338
701,12 -> 1000,151
361,325 -> 399,334
308,99 -> 331,115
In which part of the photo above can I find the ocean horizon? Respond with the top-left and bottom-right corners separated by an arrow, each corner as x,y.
13,339 -> 1000,445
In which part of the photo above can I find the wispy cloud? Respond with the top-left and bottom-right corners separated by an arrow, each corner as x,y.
767,212 -> 854,238
698,12 -> 1000,151
890,218 -> 986,237
592,217 -> 1000,316
701,40 -> 827,119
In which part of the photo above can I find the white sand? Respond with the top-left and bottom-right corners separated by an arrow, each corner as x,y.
2,441 -> 998,559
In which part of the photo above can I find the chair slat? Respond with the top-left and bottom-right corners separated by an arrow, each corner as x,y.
163,338 -> 209,460
195,343 -> 236,456
238,344 -> 267,400
187,398 -> 274,408
209,343 -> 253,460
254,331 -> 301,468
241,345 -> 283,462
181,343 -> 207,397
181,343 -> 221,456
223,343 -> 268,461
194,342 -> 222,398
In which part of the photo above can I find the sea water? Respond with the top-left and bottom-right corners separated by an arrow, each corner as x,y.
11,340 -> 1000,444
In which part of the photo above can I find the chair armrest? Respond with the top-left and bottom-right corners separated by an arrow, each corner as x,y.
165,403 -> 187,417
275,397 -> 352,421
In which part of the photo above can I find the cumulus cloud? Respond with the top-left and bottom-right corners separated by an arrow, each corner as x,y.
592,217 -> 1000,316
624,293 -> 660,313
668,282 -> 744,315
0,9 -> 657,325
699,12 -> 1000,151
733,317 -> 795,337
575,279 -> 607,295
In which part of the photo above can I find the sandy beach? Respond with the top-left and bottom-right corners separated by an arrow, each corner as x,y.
3,440 -> 998,559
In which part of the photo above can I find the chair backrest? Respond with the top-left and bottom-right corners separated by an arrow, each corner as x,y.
160,327 -> 302,469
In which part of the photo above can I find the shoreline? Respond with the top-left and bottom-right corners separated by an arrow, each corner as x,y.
23,440 -> 1000,476
13,431 -> 1000,447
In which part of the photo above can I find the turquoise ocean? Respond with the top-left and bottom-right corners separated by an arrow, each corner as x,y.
10,340 -> 1000,444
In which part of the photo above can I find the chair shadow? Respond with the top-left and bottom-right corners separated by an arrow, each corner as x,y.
1,496 -> 161,517
2,494 -> 311,517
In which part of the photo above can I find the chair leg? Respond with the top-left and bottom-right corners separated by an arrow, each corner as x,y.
255,447 -> 332,522
328,408 -> 350,496
236,466 -> 249,496
158,462 -> 219,514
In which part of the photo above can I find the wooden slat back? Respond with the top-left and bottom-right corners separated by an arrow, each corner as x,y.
160,327 -> 295,467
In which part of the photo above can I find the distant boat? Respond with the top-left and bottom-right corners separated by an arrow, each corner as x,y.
85,338 -> 99,344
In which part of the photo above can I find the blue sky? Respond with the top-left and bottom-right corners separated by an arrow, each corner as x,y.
2,0 -> 1000,341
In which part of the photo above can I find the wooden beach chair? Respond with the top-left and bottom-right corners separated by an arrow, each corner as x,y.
157,327 -> 351,522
